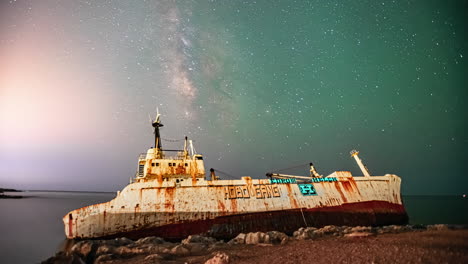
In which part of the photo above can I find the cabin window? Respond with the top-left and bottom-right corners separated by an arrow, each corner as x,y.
156,163 -> 159,166
173,163 -> 177,166
185,163 -> 188,166
169,163 -> 172,167
151,163 -> 155,166
196,156 -> 203,160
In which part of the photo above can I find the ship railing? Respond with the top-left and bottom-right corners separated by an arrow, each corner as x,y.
138,150 -> 193,160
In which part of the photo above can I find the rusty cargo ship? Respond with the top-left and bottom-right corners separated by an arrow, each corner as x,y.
64,113 -> 408,240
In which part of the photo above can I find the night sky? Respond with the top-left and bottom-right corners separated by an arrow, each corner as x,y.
1,0 -> 467,195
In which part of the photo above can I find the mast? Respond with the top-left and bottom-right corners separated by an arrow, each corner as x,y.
151,109 -> 164,159
350,150 -> 371,177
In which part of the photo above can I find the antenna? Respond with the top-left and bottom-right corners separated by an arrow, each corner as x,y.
189,140 -> 196,156
155,107 -> 160,123
151,108 -> 164,158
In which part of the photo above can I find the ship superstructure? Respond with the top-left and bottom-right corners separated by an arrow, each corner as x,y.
63,114 -> 408,240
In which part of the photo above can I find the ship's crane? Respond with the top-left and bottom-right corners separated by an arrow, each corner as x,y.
266,162 -> 323,181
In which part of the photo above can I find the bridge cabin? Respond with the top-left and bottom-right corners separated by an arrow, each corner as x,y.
134,114 -> 205,183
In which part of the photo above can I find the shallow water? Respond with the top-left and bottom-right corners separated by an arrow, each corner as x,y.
0,192 -> 466,264
0,191 -> 115,264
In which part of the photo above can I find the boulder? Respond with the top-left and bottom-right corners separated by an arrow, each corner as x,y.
293,227 -> 313,240
228,233 -> 246,244
113,237 -> 133,246
265,231 -> 288,244
187,243 -> 208,255
377,225 -> 412,234
94,254 -> 114,264
70,241 -> 96,260
182,234 -> 217,245
427,224 -> 449,231
205,252 -> 230,264
293,227 -> 305,238
245,232 -> 269,244
135,236 -> 166,245
95,244 -> 116,256
116,246 -> 145,256
342,226 -> 353,234
144,254 -> 163,261
170,245 -> 190,256
350,226 -> 372,233
411,224 -> 427,230
320,225 -> 340,234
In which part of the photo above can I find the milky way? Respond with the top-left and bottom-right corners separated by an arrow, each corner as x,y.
0,0 -> 467,195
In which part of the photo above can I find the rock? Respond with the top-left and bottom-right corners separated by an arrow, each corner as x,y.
245,232 -> 261,244
161,247 -> 171,254
320,225 -> 340,234
265,231 -> 288,244
342,226 -> 353,234
293,227 -> 305,238
144,254 -> 163,261
428,224 -> 449,231
186,243 -> 208,255
182,234 -> 217,245
96,244 -> 116,256
293,227 -> 317,240
170,244 -> 190,256
205,252 -> 230,264
135,236 -> 166,245
244,231 -> 269,244
345,232 -> 374,238
70,241 -> 96,260
116,246 -> 145,256
114,237 -> 133,246
280,237 -> 289,245
94,254 -> 114,264
377,225 -> 413,234
411,224 -> 427,230
142,244 -> 170,255
229,233 -> 246,244
350,226 -> 372,233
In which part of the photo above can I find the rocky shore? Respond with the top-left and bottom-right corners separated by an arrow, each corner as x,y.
43,224 -> 468,264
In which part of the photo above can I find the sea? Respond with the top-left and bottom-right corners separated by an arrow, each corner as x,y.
0,191 -> 467,264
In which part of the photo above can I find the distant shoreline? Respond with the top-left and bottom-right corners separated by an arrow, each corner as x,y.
26,189 -> 116,194
0,188 -> 113,199
0,188 -> 24,199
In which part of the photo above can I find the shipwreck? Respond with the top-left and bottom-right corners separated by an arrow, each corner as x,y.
64,113 -> 408,240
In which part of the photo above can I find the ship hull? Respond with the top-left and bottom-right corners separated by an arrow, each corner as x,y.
64,173 -> 408,240
95,200 -> 407,240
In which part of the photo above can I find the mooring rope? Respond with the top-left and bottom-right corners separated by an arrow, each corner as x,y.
300,207 -> 309,227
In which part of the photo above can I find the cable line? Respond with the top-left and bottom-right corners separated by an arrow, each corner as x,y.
212,168 -> 238,180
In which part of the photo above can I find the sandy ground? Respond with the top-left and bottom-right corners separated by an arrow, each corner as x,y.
102,229 -> 468,264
